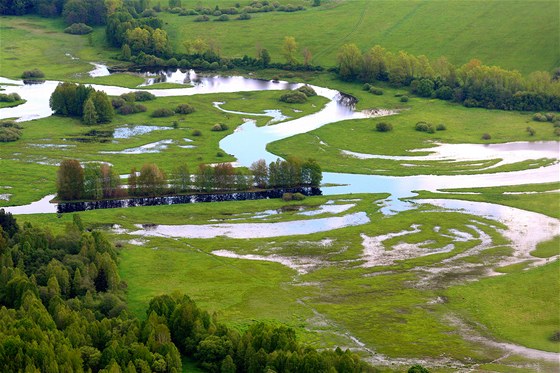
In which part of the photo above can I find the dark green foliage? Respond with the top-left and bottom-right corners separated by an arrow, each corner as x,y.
195,15 -> 210,22
554,128 -> 560,136
237,12 -> 250,20
175,103 -> 195,114
376,122 -> 393,132
133,91 -> 156,101
436,123 -> 446,131
82,98 -> 98,125
400,95 -> 409,102
64,22 -> 93,34
0,121 -> 22,142
526,126 -> 536,136
192,129 -> 202,136
408,364 -> 431,373
279,91 -> 308,103
211,123 -> 228,131
50,82 -> 113,124
550,331 -> 560,342
415,121 -> 435,133
21,68 -> 44,79
482,133 -> 492,140
0,209 -> 18,237
0,93 -> 22,102
412,78 -> 434,97
215,14 -> 229,21
533,113 -> 547,122
151,108 -> 175,117
369,86 -> 384,95
116,103 -> 147,115
57,159 -> 84,201
363,83 -> 372,91
297,85 -> 317,97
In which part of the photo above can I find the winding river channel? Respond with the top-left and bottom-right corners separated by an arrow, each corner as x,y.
2,68 -> 559,366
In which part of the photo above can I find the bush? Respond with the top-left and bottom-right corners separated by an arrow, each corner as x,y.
169,7 -> 183,13
481,133 -> 491,140
117,104 -> 146,115
282,193 -> 293,201
192,129 -> 202,136
554,121 -> 560,128
134,91 -> 156,101
237,12 -> 251,20
532,113 -> 547,122
0,121 -> 22,142
292,192 -> 305,201
526,126 -> 536,136
211,123 -> 228,131
554,128 -> 560,136
435,86 -> 454,100
64,23 -> 93,35
141,9 -> 157,17
120,92 -> 136,102
297,85 -> 316,97
362,83 -> 371,91
194,15 -> 210,22
376,122 -> 393,132
279,91 -> 307,103
175,104 -> 195,114
415,121 -> 434,133
151,108 -> 175,117
111,97 -> 126,108
216,151 -> 224,157
436,123 -> 446,131
400,95 -> 409,102
21,69 -> 44,79
369,87 -> 383,95
216,14 -> 230,21
545,113 -> 556,122
0,93 -> 21,102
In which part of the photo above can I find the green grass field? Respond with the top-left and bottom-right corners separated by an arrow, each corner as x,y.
164,0 -> 559,75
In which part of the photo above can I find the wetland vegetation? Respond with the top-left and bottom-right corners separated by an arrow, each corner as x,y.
0,0 -> 559,372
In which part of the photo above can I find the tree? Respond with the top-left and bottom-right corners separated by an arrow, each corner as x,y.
128,167 -> 138,196
337,43 -> 362,80
282,36 -> 298,65
171,164 -> 190,193
121,43 -> 131,60
91,91 -> 114,123
302,47 -> 312,66
250,159 -> 268,189
259,48 -> 271,68
138,163 -> 167,196
57,159 -> 84,201
82,97 -> 98,125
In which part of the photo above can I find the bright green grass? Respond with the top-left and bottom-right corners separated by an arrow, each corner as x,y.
0,16 -> 120,80
267,77 -> 560,176
145,82 -> 193,89
164,0 -> 559,74
446,261 -> 560,352
532,236 -> 560,258
72,73 -> 145,88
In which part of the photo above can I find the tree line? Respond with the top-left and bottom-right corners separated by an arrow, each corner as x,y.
56,158 -> 322,201
0,210 -> 386,372
336,44 -> 560,112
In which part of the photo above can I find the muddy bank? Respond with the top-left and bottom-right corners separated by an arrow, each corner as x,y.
57,187 -> 321,213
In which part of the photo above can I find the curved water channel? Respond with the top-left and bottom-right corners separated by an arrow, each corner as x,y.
1,68 -> 559,365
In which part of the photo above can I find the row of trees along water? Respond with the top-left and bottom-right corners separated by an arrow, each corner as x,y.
336,44 -> 560,112
0,210 -> 390,372
56,158 -> 322,201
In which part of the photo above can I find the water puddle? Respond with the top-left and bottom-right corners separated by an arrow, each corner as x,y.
113,125 -> 172,139
100,139 -> 174,154
127,211 -> 369,239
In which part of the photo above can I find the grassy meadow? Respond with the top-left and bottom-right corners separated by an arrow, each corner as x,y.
164,0 -> 559,74
1,2 -> 559,371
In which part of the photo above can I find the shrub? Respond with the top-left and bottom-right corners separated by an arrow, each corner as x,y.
21,69 -> 44,79
279,91 -> 307,103
0,121 -> 22,142
213,10 -> 222,16
362,83 -> 371,91
192,129 -> 202,136
526,126 -> 536,136
237,12 -> 251,20
481,133 -> 491,140
297,85 -> 316,97
376,122 -> 393,132
369,87 -> 383,95
436,123 -> 446,131
151,108 -> 175,117
216,14 -> 230,21
117,104 -> 147,115
292,192 -> 305,201
415,121 -> 434,133
134,91 -> 156,101
111,97 -> 126,108
554,128 -> 560,136
175,104 -> 195,114
435,86 -> 454,100
0,93 -> 21,102
169,7 -> 183,13
211,123 -> 228,131
141,9 -> 157,17
194,15 -> 210,22
400,95 -> 409,102
64,23 -> 93,35
120,92 -> 136,102
216,151 -> 224,157
532,113 -> 547,122
282,193 -> 293,201
545,113 -> 556,122
554,121 -> 560,128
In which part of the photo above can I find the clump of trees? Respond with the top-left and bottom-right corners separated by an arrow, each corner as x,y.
0,120 -> 23,142
21,68 -> 44,79
50,82 -> 113,125
57,158 -> 322,201
336,43 -> 560,112
280,91 -> 308,103
0,92 -> 22,103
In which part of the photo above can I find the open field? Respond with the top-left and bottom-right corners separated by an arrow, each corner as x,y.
164,0 -> 559,74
